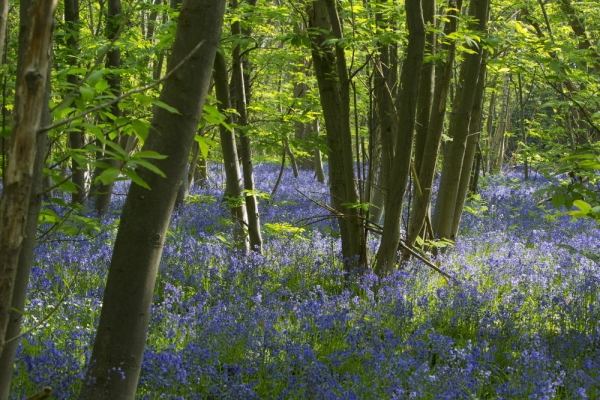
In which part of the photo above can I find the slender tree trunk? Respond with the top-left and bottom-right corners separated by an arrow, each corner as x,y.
308,0 -> 366,272
404,0 -> 462,253
0,0 -> 8,64
78,2 -> 226,397
370,0 -> 397,226
450,53 -> 488,238
231,0 -> 262,254
65,0 -> 86,205
413,0 -> 436,176
312,119 -> 326,183
517,73 -> 529,180
432,0 -> 489,240
491,73 -> 510,172
214,51 -> 249,252
374,0 -> 426,275
94,0 -> 122,215
0,0 -> 57,361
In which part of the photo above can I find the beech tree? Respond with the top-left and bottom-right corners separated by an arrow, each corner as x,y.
78,0 -> 226,397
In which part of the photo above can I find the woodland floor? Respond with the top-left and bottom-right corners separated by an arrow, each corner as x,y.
8,163 -> 600,399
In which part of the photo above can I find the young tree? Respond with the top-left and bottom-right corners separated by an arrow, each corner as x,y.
374,0 -> 426,275
308,0 -> 367,272
214,51 -> 250,252
78,1 -> 227,397
432,0 -> 490,240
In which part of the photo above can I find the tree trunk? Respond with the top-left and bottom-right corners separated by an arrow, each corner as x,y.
78,1 -> 226,397
308,0 -> 366,272
94,0 -> 122,215
491,73 -> 510,172
65,0 -> 86,205
0,1 -> 52,393
432,0 -> 489,240
313,119 -> 326,183
214,51 -> 249,253
231,0 -> 263,254
0,0 -> 9,64
450,52 -> 488,238
0,0 -> 57,361
404,0 -> 462,254
413,0 -> 436,176
375,0 -> 426,275
517,73 -> 528,180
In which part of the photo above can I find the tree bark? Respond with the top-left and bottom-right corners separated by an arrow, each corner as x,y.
214,51 -> 249,253
404,0 -> 462,254
312,119 -> 326,183
78,1 -> 226,397
375,0 -> 426,275
308,0 -> 366,272
231,0 -> 263,254
94,0 -> 122,215
65,0 -> 87,205
0,0 -> 57,361
0,0 -> 52,394
432,0 -> 489,240
0,0 -> 8,64
450,52 -> 488,238
413,0 -> 436,176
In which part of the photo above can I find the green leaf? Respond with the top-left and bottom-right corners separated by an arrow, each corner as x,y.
87,70 -> 104,86
95,79 -> 109,92
79,86 -> 95,102
151,100 -> 180,114
132,159 -> 166,178
131,120 -> 149,144
122,169 -> 151,189
97,167 -> 120,185
134,150 -> 168,159
552,192 -> 565,208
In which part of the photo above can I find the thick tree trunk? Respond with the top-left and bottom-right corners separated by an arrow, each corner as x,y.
94,0 -> 122,215
0,0 -> 57,361
404,0 -> 462,254
78,2 -> 226,397
375,0 -> 426,275
308,0 -> 366,272
432,0 -> 489,240
0,0 -> 52,393
231,0 -> 262,254
214,51 -> 249,252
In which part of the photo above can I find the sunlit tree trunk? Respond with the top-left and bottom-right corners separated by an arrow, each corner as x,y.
0,1 -> 52,394
312,119 -> 326,183
375,0 -> 426,275
0,0 -> 57,361
231,0 -> 263,254
432,0 -> 490,240
214,51 -> 249,253
79,1 -> 226,397
491,73 -> 510,172
404,0 -> 462,254
450,53 -> 488,238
